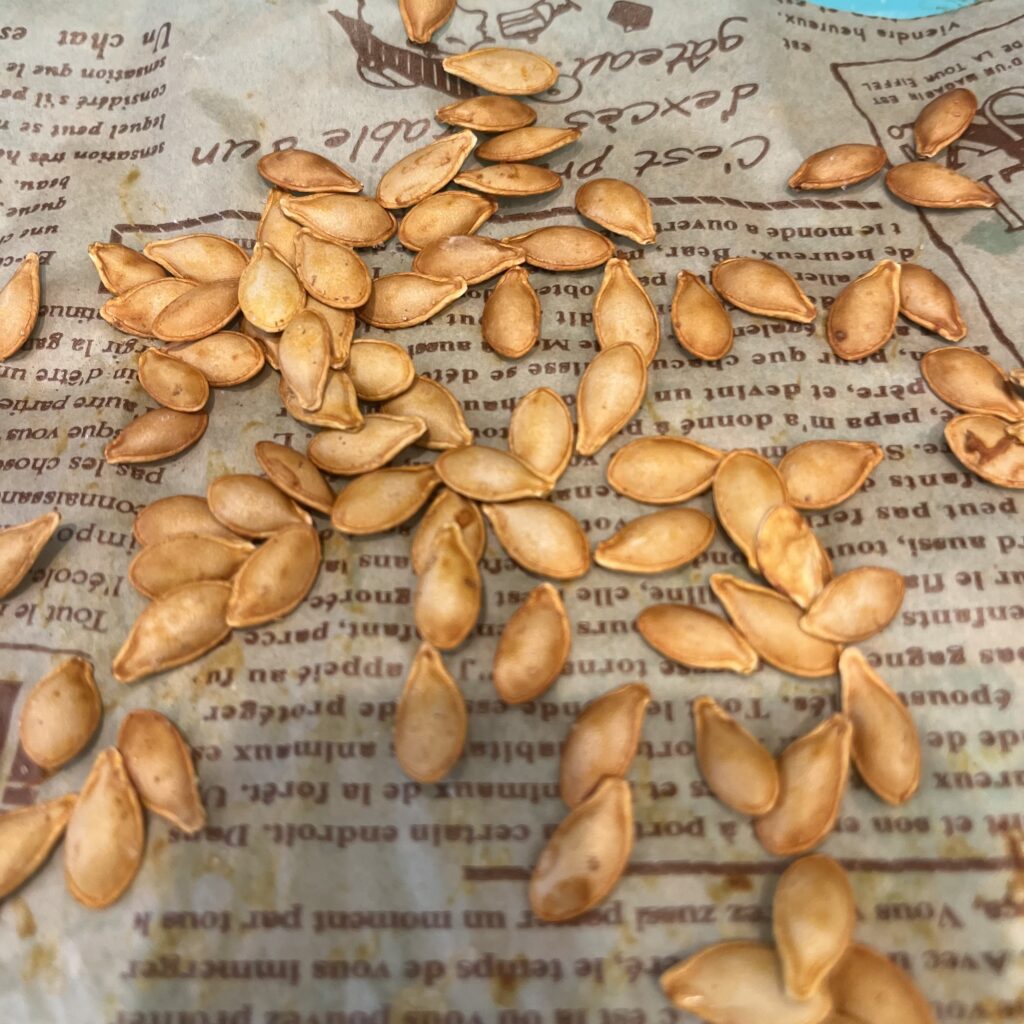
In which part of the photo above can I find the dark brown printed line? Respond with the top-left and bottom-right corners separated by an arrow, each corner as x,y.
0,642 -> 91,657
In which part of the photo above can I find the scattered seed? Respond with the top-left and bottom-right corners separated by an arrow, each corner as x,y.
885,162 -> 998,208
788,143 -> 886,190
380,375 -> 472,449
436,95 -> 537,133
800,566 -> 905,643
88,242 -> 165,294
128,534 -> 254,599
281,371 -> 364,431
899,262 -> 966,342
454,163 -> 562,197
594,509 -> 715,574
827,259 -> 901,360
671,270 -> 734,361
255,440 -> 336,514
915,87 -> 977,158
151,278 -> 240,343
481,267 -> 541,359
358,272 -> 467,329
104,408 -> 208,464
377,130 -> 476,210
398,191 -> 497,252
508,387 -> 572,483
505,225 -> 614,271
257,148 -> 361,193
436,445 -> 551,501
281,193 -> 397,247
138,348 -> 210,413
0,254 -> 41,360
574,177 -> 656,245
144,234 -> 248,283
133,495 -> 238,546
207,474 -> 312,538
492,583 -> 569,704
712,449 -> 787,571
400,0 -> 456,43
482,500 -> 590,580
414,522 -> 481,649
294,229 -> 371,309
331,465 -> 440,535
0,510 -> 60,600
711,257 -> 816,323
477,125 -> 580,162
309,415 -> 426,476
945,413 -> 1024,489
755,505 -> 832,609
237,242 -> 305,332
413,234 -> 525,285
165,331 -> 265,388
306,296 -> 355,368
921,347 -> 1024,420
0,794 -> 77,902
412,488 -> 486,574
829,943 -> 935,1023
575,343 -> 647,457
636,604 -> 759,675
778,440 -> 883,510
442,47 -> 558,96
100,277 -> 193,337
19,658 -> 102,771
258,189 -> 302,266
278,308 -> 331,410
607,436 -> 723,505
594,257 -> 660,364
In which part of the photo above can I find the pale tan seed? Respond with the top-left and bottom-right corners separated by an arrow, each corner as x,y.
915,88 -> 977,158
414,523 -> 481,650
509,387 -> 572,483
575,178 -> 656,245
945,413 -> 1024,488
133,496 -> 238,546
755,714 -> 852,856
399,0 -> 455,42
437,95 -> 536,133
377,130 -> 476,209
207,474 -> 311,538
505,225 -> 614,272
278,309 -> 331,411
358,272 -> 467,329
331,465 -> 440,535
827,260 -> 901,361
227,524 -> 321,628
413,234 -> 525,286
636,605 -> 759,675
774,855 -> 856,1000
257,149 -> 361,193
693,697 -> 779,816
117,710 -> 206,833
481,267 -> 541,359
436,445 -> 551,501
308,415 -> 426,476
594,509 -> 715,574
921,347 -> 1024,420
661,941 -> 832,1024
237,242 -> 305,333
64,748 -> 144,908
594,258 -> 660,364
575,343 -> 647,457
778,440 -> 884,510
712,449 -> 787,571
788,143 -> 886,190
398,191 -> 497,252
755,505 -> 832,609
560,683 -> 650,808
281,193 -> 396,247
607,436 -> 723,505
830,944 -> 936,1024
412,489 -> 486,574
88,242 -> 165,294
152,278 -> 240,343
20,658 -> 101,772
710,573 -> 841,678
492,583 -> 569,704
100,277 -> 193,337
711,258 -> 816,323
241,316 -> 281,369
281,372 -> 364,431
294,229 -> 371,309
144,234 -> 248,283
138,347 -> 210,413
885,162 -> 998,208
0,510 -> 60,600
899,262 -> 966,342
0,253 -> 39,361
128,534 -> 254,599
0,795 -> 77,902
671,270 -> 734,361
258,189 -> 302,266
394,642 -> 467,783
165,331 -> 265,387
482,500 -> 590,580
800,566 -> 905,643
255,440 -> 335,514
305,296 -> 355,368
347,339 -> 416,400
380,375 -> 472,449
477,126 -> 580,162
454,163 -> 561,197
443,47 -> 558,96
104,408 -> 208,464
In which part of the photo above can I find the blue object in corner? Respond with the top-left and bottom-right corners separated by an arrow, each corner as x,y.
822,0 -> 977,16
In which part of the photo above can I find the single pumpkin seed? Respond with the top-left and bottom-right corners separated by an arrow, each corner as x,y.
165,331 -> 265,387
636,604 -> 759,675
258,189 -> 303,265
380,375 -> 472,449
306,295 -> 355,367
442,47 -> 558,96
241,316 -> 281,369
607,436 -> 723,504
133,495 -> 238,546
840,647 -> 920,805
117,710 -> 206,833
113,581 -> 232,683
137,347 -> 210,413
755,714 -> 852,856
594,257 -> 660,364
492,583 -> 569,704
921,347 -> 1024,420
0,510 -> 60,600
281,193 -> 397,247
100,277 -> 193,337
509,387 -> 572,483
710,573 -> 841,678
237,242 -> 305,332
575,343 -> 647,456
20,658 -> 102,771
945,413 -> 1024,488
671,270 -> 734,361
712,449 -> 787,571
829,943 -> 935,1024
399,0 -> 455,42
377,130 -> 476,210
454,162 -> 562,196
482,500 -> 590,580
755,505 -> 832,609
281,372 -> 364,431
207,474 -> 311,538
800,566 -> 905,643
827,260 -> 901,361
88,242 -> 165,294
414,522 -> 481,650
144,234 -> 248,283
347,339 -> 416,400
412,488 -> 486,574
308,415 -> 426,476
575,178 -> 656,245
899,262 -> 966,341
505,225 -> 614,272
693,697 -> 779,816
257,149 -> 362,193
0,794 -> 77,902
594,508 -> 715,574
331,465 -> 440,534
398,191 -> 497,251
413,234 -> 525,286
294,229 -> 371,309
885,162 -> 998,208
128,534 -> 254,599
477,125 -> 580,162
255,440 -> 336,514
560,683 -> 650,808
778,440 -> 884,510
436,445 -> 552,501
0,253 -> 40,361
64,748 -> 144,908
278,309 -> 331,411
788,143 -> 886,190
394,642 -> 467,783
104,408 -> 208,464
437,95 -> 536,133
481,266 -> 541,358
711,257 -> 816,323
915,88 -> 977,158
151,278 -> 240,343
358,272 -> 467,329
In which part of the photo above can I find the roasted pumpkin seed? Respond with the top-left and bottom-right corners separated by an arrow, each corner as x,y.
482,500 -> 590,580
165,331 -> 264,387
0,795 -> 76,901
921,347 -> 1024,420
278,308 -> 331,411
505,225 -> 614,272
207,474 -> 311,538
257,148 -> 361,194
144,234 -> 247,283
255,440 -> 336,514
575,178 -> 656,245
137,347 -> 210,413
377,130 -> 476,209
827,259 -> 901,360
575,343 -> 647,456
347,337 -> 425,401
0,510 -> 60,600
380,375 -> 472,449
89,242 -> 165,294
915,87 -> 977,158
306,296 -> 355,368
281,193 -> 396,247
258,189 -> 302,266
711,257 -> 816,323
436,445 -> 551,501
454,162 -> 562,197
607,436 -> 723,504
492,583 -> 569,704
331,465 -> 440,535
508,387 -> 572,483
945,413 -> 1024,488
412,234 -> 524,285
104,408 -> 208,464
636,605 -> 758,675
398,191 -> 497,252
128,534 -> 253,599
412,488 -> 486,574
712,450 -> 787,571
754,505 -> 832,609
885,162 -> 998,208
309,415 -> 426,476
778,440 -> 883,510
20,658 -> 102,771
594,509 -> 714,574
151,278 -> 240,343
281,372 -> 363,431
399,0 -> 456,43
358,272 -> 467,329
133,495 -> 238,546
237,242 -> 305,332
481,267 -> 541,358
100,277 -> 193,337
899,262 -> 966,342
800,566 -> 905,643
0,253 -> 40,361
294,229 -> 371,309
437,95 -> 537,133
788,143 -> 886,190
594,258 -> 660,364
442,47 -> 558,96
477,126 -> 580,162
671,270 -> 734,361
414,523 -> 481,649
829,943 -> 935,1023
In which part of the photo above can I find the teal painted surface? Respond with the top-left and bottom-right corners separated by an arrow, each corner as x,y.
823,0 -> 976,15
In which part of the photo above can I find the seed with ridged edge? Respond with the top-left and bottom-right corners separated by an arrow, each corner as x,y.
671,270 -> 734,361
594,258 -> 659,365
413,234 -> 524,285
331,465 -> 440,535
309,415 -> 426,477
258,189 -> 302,266
138,348 -> 209,413
575,343 -> 647,457
100,277 -> 193,337
712,449 -> 787,571
414,522 -> 481,650
636,604 -> 758,675
281,193 -> 396,247
0,510 -> 60,600
398,191 -> 497,252
152,279 -> 240,343
712,257 -> 816,323
144,234 -> 247,283
294,229 -> 371,309
237,242 -> 305,332
133,496 -> 237,546
575,178 -> 656,245
477,126 -> 580,162
165,331 -> 265,388
921,347 -> 1024,420
509,387 -> 572,483
347,339 -> 415,401
436,445 -> 551,502
454,163 -> 562,197
20,657 -> 101,771
505,225 -> 614,272
104,408 -> 208,464
492,583 -> 569,704
399,0 -> 456,43
412,488 -> 485,575
800,566 -> 905,643
827,260 -> 900,361
483,500 -> 590,580
482,267 -> 541,359
88,242 -> 164,295
915,88 -> 977,158
755,505 -> 832,609
207,474 -> 311,538
788,143 -> 886,190
899,262 -> 966,342
595,509 -> 714,574
128,534 -> 253,599
829,943 -> 935,1024
778,440 -> 883,510
377,130 -> 476,210
255,440 -> 335,514
945,413 -> 1024,489
886,162 -> 997,208
442,47 -> 558,96
437,95 -> 537,133
257,148 -> 361,194
381,375 -> 472,449
607,436 -> 723,505
278,309 -> 331,411
0,794 -> 77,901
281,372 -> 363,431
359,272 -> 467,329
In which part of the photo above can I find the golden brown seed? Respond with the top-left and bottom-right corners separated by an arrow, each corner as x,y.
560,684 -> 650,808
412,234 -> 524,285
281,372 -> 364,431
104,408 -> 208,464
575,178 -> 656,245
840,648 -> 920,805
712,449 -> 787,571
505,225 -> 615,272
529,777 -> 632,923
442,47 -> 558,96
492,583 -> 569,704
281,193 -> 396,247
237,242 -> 305,332
88,242 -> 165,294
19,658 -> 101,771
594,258 -> 660,365
414,523 -> 481,650
481,266 -> 541,359
380,375 -> 472,449
151,278 -> 240,343
636,605 -> 759,675
331,465 -> 440,535
885,162 -> 998,208
412,489 -> 486,574
306,296 -> 355,368
279,309 -> 331,411
165,331 -> 265,388
258,149 -> 361,193
258,189 -> 302,266
0,253 -> 39,361
227,524 -> 321,627
788,143 -> 886,190
693,697 -> 779,816
241,316 -> 281,369
944,413 -> 1024,489
827,259 -> 901,361
829,943 -> 936,1024
133,495 -> 238,546
710,574 -> 841,678
64,748 -> 144,908
575,343 -> 647,457
309,416 -> 426,476
755,505 -> 832,609
454,163 -> 562,197
671,270 -> 734,361
915,87 -> 977,158
0,510 -> 60,600
899,262 -> 966,342
594,509 -> 715,574
482,500 -> 590,580
437,95 -> 537,133
477,126 -> 580,162
509,387 -> 572,483
359,272 -> 467,329
607,436 -> 723,504
711,257 -> 816,323
255,440 -> 335,514
921,347 -> 1024,420
207,474 -> 311,538
347,339 -> 416,401
138,348 -> 210,413
394,643 -> 467,783
144,234 -> 247,283
294,229 -> 371,309
100,277 -> 193,337
399,0 -> 455,43
436,445 -> 551,502
398,191 -> 497,252
377,130 -> 476,209
128,534 -> 253,599
0,795 -> 77,901
800,566 -> 905,643
778,440 -> 883,510
755,714 -> 852,856
117,710 -> 206,833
